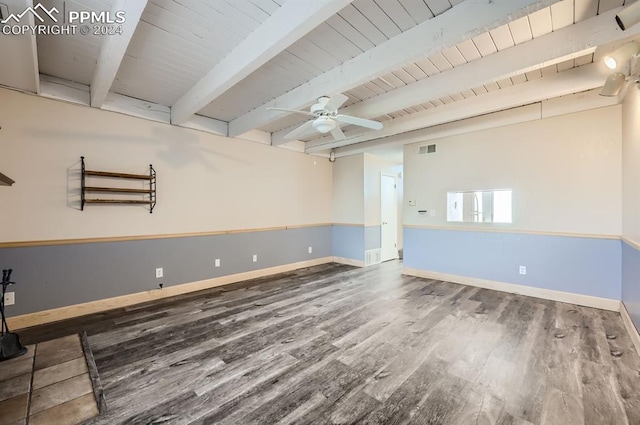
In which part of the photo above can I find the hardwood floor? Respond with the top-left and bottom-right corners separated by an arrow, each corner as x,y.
18,261 -> 640,425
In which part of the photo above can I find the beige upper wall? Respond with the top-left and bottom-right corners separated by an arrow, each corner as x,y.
623,86 -> 640,244
0,88 -> 332,242
404,106 -> 622,236
332,154 -> 364,224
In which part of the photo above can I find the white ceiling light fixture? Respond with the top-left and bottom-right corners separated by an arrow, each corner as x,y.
616,1 -> 640,31
600,73 -> 627,96
312,116 -> 336,134
604,56 -> 619,70
603,41 -> 640,70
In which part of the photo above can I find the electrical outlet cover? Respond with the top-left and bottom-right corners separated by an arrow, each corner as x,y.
4,292 -> 15,306
156,268 -> 163,278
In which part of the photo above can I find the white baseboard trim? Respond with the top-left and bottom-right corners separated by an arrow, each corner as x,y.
8,257 -> 334,330
332,256 -> 365,268
403,267 -> 620,312
620,301 -> 640,357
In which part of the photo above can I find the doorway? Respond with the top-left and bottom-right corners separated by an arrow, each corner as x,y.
380,173 -> 398,262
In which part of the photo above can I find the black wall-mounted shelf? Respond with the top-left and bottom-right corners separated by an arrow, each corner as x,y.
81,157 -> 156,213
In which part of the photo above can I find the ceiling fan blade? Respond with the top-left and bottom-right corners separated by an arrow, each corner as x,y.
284,121 -> 315,140
330,125 -> 345,141
323,93 -> 349,111
266,107 -> 314,117
335,114 -> 383,130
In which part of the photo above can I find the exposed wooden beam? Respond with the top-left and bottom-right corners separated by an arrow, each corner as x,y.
178,115 -> 228,137
40,75 -> 90,106
333,104 -> 545,158
103,92 -> 171,124
170,0 -> 354,125
275,6 -> 636,146
333,89 -> 619,158
37,75 -> 229,137
228,0 -> 562,138
305,62 -> 610,153
90,0 -> 147,108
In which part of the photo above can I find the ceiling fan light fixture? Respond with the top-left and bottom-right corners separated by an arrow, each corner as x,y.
313,116 -> 336,134
600,72 -> 626,97
275,94 -> 381,142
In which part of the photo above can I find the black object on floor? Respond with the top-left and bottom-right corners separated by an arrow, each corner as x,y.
1,268 -> 27,361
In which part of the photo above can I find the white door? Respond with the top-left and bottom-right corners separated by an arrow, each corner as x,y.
380,174 -> 398,262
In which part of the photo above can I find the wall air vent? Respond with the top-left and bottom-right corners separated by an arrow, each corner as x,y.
417,144 -> 436,155
365,249 -> 382,267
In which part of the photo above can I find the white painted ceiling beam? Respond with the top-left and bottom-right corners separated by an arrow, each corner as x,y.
333,89 -> 619,158
170,0 -> 354,125
39,74 -> 90,106
316,9 -> 638,144
274,6 -> 638,146
90,0 -> 147,108
103,92 -> 171,124
228,0 -> 562,138
334,105 -> 544,158
178,115 -> 228,137
306,61 -> 610,153
36,74 -> 229,136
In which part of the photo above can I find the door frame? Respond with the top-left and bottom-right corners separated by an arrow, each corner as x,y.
380,172 -> 398,262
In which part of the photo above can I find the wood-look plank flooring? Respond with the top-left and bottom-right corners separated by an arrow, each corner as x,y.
18,261 -> 640,425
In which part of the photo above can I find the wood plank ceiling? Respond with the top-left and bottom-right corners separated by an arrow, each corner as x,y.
2,0 -> 639,157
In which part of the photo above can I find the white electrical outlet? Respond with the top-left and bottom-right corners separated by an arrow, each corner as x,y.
308,246 -> 313,254
519,266 -> 527,275
215,259 -> 221,268
156,268 -> 163,278
4,292 -> 15,306
252,254 -> 258,262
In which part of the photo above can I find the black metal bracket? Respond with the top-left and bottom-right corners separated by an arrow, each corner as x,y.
81,156 -> 86,211
149,164 -> 156,214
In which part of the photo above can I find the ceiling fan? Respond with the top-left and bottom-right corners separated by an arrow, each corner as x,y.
267,94 -> 383,141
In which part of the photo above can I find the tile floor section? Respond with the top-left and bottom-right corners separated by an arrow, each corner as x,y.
0,334 -> 100,425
